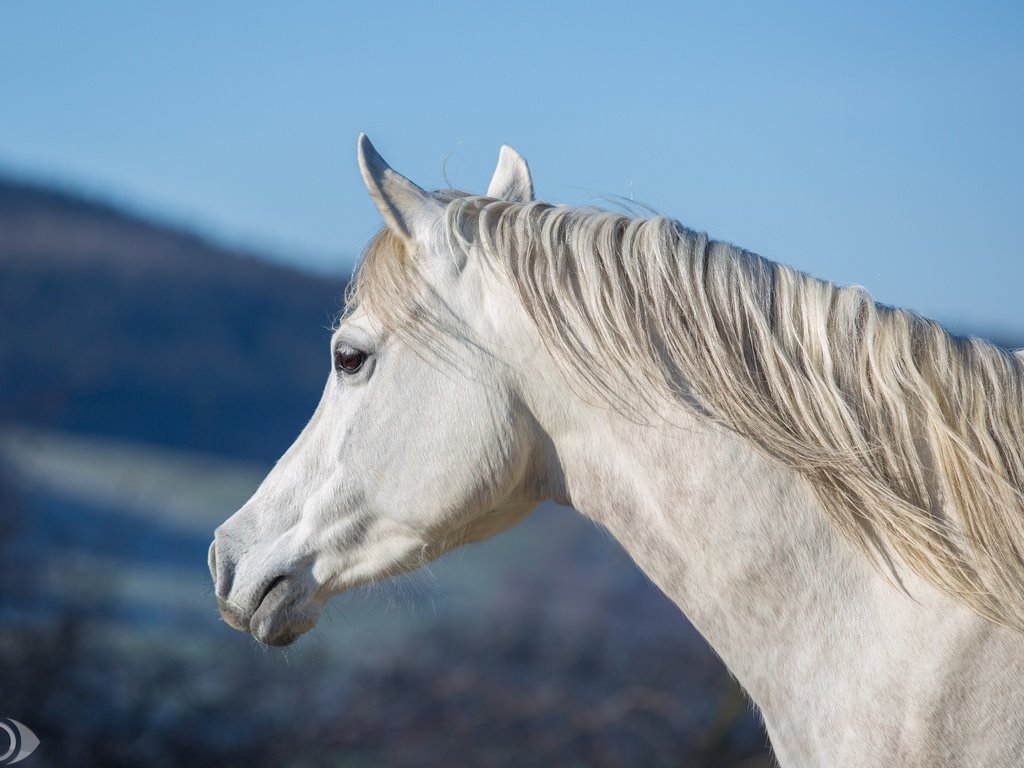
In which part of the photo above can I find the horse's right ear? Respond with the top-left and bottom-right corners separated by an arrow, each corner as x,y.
487,145 -> 533,202
357,133 -> 441,242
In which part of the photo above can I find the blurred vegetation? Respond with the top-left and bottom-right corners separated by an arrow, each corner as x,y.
0,458 -> 770,767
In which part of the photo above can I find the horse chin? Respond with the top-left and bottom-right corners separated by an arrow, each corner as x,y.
248,577 -> 322,647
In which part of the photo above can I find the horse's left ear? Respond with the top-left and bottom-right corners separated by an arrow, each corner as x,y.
487,145 -> 534,202
358,133 -> 442,243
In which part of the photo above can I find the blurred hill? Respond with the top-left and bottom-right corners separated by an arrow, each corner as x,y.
0,174 -> 347,461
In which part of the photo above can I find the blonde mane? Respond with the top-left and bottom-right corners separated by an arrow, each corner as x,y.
354,196 -> 1024,629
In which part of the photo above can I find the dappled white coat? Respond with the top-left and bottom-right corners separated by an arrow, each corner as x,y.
212,136 -> 1024,767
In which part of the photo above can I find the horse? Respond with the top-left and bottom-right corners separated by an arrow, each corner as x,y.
210,135 -> 1024,767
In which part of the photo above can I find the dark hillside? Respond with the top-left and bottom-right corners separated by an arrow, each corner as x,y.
0,176 -> 348,461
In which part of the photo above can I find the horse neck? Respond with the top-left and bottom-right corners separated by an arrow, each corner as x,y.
538,393 -> 858,663
527,381 -> 992,757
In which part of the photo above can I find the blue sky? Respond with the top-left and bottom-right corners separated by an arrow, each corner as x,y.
2,2 -> 1023,335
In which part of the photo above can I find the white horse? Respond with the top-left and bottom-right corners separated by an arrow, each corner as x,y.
211,136 -> 1024,767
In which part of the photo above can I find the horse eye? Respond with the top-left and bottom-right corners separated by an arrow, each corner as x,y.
334,348 -> 366,374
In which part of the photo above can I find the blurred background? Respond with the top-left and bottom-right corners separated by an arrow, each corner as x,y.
1,2 -> 1022,766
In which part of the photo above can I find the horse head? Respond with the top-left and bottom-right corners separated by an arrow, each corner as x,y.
209,136 -> 551,646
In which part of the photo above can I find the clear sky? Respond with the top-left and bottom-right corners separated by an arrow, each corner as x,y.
2,2 -> 1022,336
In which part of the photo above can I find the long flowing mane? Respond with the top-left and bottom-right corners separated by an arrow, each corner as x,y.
353,196 -> 1024,628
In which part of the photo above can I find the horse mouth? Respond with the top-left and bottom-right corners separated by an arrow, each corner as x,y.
217,574 -> 320,647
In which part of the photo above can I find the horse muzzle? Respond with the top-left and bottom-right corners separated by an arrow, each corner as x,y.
208,534 -> 321,647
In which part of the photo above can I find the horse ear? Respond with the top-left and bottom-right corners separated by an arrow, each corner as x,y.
357,133 -> 440,242
486,145 -> 534,202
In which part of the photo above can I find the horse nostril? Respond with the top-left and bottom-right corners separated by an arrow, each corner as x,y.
208,540 -> 218,583
210,536 -> 236,599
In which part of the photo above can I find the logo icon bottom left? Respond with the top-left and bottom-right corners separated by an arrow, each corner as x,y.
0,719 -> 40,765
